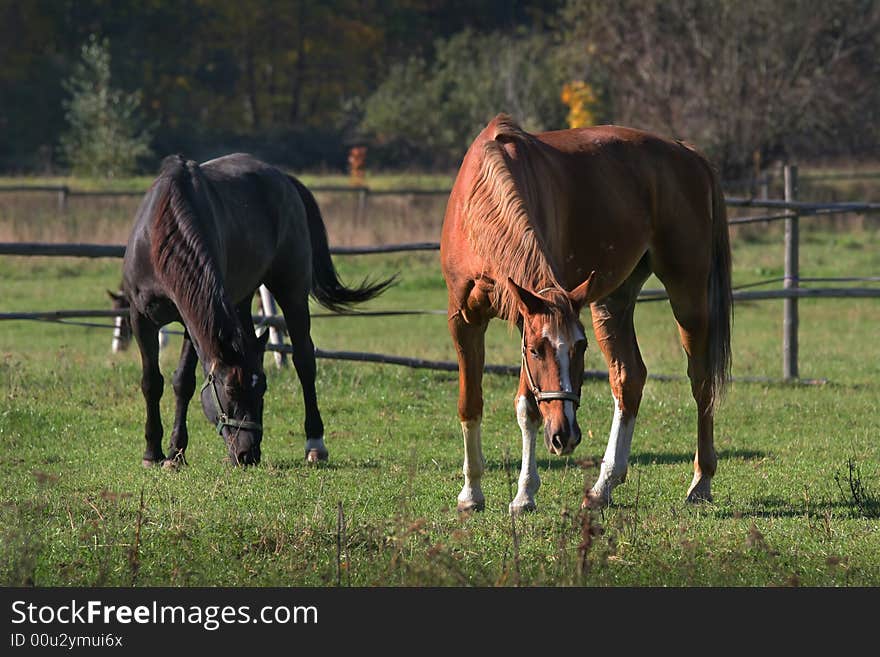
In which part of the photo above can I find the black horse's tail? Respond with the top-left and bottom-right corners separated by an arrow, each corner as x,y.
287,175 -> 396,313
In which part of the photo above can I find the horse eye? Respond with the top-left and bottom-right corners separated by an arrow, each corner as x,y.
529,346 -> 541,359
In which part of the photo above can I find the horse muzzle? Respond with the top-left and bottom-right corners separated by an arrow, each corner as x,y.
223,429 -> 262,465
544,421 -> 581,456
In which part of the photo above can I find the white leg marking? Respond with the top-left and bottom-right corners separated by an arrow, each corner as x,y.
458,418 -> 485,511
591,394 -> 635,504
111,316 -> 124,353
510,396 -> 541,514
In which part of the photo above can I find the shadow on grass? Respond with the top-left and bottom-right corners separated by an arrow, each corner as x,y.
479,449 -> 768,473
262,457 -> 383,471
595,496 -> 876,519
709,497 -> 878,519
482,456 -> 589,472
627,448 -> 768,466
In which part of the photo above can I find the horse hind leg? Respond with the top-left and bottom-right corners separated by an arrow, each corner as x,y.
270,289 -> 328,463
663,279 -> 717,503
584,285 -> 647,509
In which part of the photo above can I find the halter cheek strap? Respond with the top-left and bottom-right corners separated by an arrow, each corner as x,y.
201,373 -> 262,435
521,334 -> 581,407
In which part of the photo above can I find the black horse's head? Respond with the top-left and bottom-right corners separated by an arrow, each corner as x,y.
200,330 -> 270,465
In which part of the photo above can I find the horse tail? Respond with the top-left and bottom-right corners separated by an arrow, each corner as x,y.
287,175 -> 396,312
705,158 -> 733,409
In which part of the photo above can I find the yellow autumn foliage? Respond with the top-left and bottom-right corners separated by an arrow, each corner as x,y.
561,81 -> 597,129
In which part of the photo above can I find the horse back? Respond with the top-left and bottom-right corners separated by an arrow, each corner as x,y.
441,118 -> 718,311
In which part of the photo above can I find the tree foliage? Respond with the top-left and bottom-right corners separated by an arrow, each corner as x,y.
560,0 -> 880,176
59,35 -> 153,178
0,0 -> 878,174
361,29 -> 568,166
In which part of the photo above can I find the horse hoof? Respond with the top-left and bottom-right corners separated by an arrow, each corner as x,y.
582,490 -> 609,509
685,490 -> 713,504
141,458 -> 162,468
509,500 -> 537,516
686,475 -> 713,503
306,449 -> 328,464
457,499 -> 485,514
161,459 -> 182,471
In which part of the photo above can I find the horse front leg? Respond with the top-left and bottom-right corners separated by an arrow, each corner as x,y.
449,311 -> 489,513
166,331 -> 198,467
130,310 -> 165,466
509,385 -> 541,515
584,297 -> 647,508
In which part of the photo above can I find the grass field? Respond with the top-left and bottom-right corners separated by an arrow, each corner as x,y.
1,198 -> 879,585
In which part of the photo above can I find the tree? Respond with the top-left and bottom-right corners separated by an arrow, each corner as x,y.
560,0 -> 880,177
360,28 -> 569,166
59,34 -> 153,178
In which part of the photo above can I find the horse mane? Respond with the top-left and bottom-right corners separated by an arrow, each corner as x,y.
463,114 -> 563,324
149,155 -> 246,362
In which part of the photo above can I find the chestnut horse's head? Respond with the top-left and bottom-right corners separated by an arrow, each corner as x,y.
507,273 -> 599,456
200,330 -> 270,465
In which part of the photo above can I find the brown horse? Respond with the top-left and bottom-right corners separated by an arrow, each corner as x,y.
440,115 -> 731,514
123,153 -> 393,467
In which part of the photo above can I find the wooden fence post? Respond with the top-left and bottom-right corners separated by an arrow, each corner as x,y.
57,186 -> 69,213
258,285 -> 287,368
783,165 -> 799,381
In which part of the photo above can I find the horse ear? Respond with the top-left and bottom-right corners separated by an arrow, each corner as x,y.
506,278 -> 547,316
107,289 -> 123,302
568,271 -> 600,310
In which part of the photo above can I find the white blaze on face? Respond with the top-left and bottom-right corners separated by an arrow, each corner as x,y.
542,321 -> 585,428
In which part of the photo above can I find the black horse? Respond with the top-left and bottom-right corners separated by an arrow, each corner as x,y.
122,153 -> 393,467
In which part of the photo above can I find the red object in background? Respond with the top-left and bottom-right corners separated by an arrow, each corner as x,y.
348,146 -> 367,186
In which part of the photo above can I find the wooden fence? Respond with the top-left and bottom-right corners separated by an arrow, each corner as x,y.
2,165 -> 879,382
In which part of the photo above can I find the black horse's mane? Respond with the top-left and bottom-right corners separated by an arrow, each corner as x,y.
149,155 -> 246,363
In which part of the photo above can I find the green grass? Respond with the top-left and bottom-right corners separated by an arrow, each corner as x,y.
1,226 -> 879,586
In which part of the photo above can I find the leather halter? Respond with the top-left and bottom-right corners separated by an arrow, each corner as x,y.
201,373 -> 262,435
519,286 -> 582,406
520,333 -> 582,407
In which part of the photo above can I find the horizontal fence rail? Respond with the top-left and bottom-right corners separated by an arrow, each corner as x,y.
0,241 -> 438,258
2,168 -> 879,383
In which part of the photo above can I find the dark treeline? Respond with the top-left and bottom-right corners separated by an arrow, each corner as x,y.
0,0 -> 559,172
1,0 -> 878,177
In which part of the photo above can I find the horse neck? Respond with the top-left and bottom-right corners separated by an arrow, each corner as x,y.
148,163 -> 249,367
198,292 -> 247,367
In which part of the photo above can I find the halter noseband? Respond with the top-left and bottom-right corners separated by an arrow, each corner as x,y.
201,373 -> 262,435
520,332 -> 581,407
